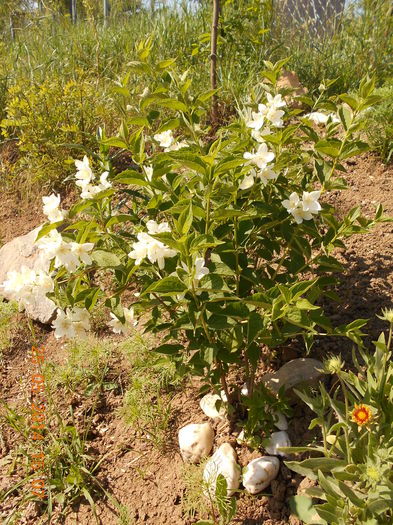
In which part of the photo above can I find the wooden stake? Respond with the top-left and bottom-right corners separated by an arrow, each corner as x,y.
210,0 -> 220,123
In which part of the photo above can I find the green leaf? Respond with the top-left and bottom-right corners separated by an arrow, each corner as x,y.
105,214 -> 133,228
154,344 -> 183,355
296,299 -> 320,310
102,137 -> 128,149
337,481 -> 365,507
155,98 -> 188,112
91,250 -> 121,267
285,458 -> 346,479
157,58 -> 177,69
114,170 -> 148,186
85,287 -> 101,310
248,312 -> 265,344
315,139 -> 342,158
196,89 -> 219,104
35,222 -> 64,242
289,496 -> 327,525
178,202 -> 193,235
339,141 -> 369,160
339,94 -> 359,110
144,276 -> 186,295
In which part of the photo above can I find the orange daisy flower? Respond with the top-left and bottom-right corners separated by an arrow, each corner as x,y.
351,403 -> 372,428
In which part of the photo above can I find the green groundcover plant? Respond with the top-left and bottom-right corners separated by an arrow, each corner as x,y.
286,310 -> 393,525
1,43 -> 388,416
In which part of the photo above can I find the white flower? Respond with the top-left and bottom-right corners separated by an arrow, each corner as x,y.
244,143 -> 275,170
35,229 -> 63,259
80,184 -> 102,200
153,130 -> 188,152
144,166 -> 153,182
265,94 -> 286,127
73,322 -> 89,340
108,306 -> 137,335
128,233 -> 150,266
246,103 -> 268,131
52,308 -> 75,339
68,307 -> 91,330
35,270 -> 54,294
292,207 -> 313,224
42,194 -> 65,224
128,221 -> 177,269
257,166 -> 278,186
282,192 -> 300,214
71,242 -> 95,266
266,93 -> 286,109
305,112 -> 340,125
140,87 -> 149,98
251,127 -> 271,143
75,156 -> 93,184
1,265 -> 54,311
239,173 -> 255,190
154,130 -> 174,149
99,171 -> 112,190
194,257 -> 209,283
1,266 -> 37,306
266,106 -> 285,127
181,257 -> 209,293
170,141 -> 188,151
302,190 -> 321,214
52,242 -> 80,272
52,307 -> 90,340
146,220 -> 171,235
282,190 -> 321,224
147,240 -> 177,270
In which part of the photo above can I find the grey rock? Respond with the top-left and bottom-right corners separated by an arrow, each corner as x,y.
0,226 -> 56,324
262,358 -> 323,397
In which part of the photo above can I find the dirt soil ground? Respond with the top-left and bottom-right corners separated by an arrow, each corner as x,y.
1,152 -> 393,525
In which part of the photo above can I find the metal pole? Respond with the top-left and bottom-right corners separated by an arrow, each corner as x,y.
103,0 -> 109,21
71,0 -> 77,24
10,15 -> 15,40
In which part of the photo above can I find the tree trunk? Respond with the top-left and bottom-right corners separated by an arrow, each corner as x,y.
210,0 -> 220,123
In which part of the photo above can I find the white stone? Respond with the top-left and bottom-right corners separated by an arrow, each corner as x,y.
272,411 -> 288,431
178,423 -> 214,464
220,390 -> 227,403
236,429 -> 252,446
242,456 -> 280,494
264,430 -> 291,457
241,383 -> 249,396
203,443 -> 241,497
200,394 -> 226,420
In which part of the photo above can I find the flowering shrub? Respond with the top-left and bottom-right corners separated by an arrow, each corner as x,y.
286,310 -> 393,525
1,48 -> 386,410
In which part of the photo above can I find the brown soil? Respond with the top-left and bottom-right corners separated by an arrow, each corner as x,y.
0,153 -> 392,525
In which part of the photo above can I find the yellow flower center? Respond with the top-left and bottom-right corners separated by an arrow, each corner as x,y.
351,404 -> 372,426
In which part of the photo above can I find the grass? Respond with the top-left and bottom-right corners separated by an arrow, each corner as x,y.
364,83 -> 393,163
120,332 -> 183,450
0,328 -> 185,522
44,336 -> 117,396
0,1 -> 392,191
0,300 -> 18,362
